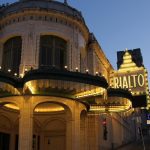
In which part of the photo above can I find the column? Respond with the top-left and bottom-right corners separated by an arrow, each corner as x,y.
66,102 -> 80,150
18,98 -> 33,150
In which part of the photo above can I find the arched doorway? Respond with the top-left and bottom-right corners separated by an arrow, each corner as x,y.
33,102 -> 69,150
0,102 -> 20,150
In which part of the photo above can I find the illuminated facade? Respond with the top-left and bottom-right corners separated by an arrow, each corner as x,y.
0,0 -> 149,150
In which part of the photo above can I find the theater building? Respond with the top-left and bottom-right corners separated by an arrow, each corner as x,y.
0,0 -> 149,150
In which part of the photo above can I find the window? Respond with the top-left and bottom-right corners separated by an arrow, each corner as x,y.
39,35 -> 67,69
2,36 -> 22,74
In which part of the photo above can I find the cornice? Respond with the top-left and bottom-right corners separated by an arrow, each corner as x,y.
0,9 -> 89,41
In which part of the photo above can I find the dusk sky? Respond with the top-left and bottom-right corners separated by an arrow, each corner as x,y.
1,0 -> 150,82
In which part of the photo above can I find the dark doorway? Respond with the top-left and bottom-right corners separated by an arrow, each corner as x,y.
0,132 -> 10,150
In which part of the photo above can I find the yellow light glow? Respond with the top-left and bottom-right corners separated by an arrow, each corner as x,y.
90,105 -> 131,113
75,87 -> 104,98
90,96 -> 132,113
35,107 -> 64,112
14,73 -> 17,76
34,103 -> 65,112
64,66 -> 68,69
0,82 -> 20,95
25,81 -> 36,94
4,104 -> 19,110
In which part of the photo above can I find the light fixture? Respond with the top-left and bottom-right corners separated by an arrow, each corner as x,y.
0,66 -> 1,70
8,69 -> 11,72
14,73 -> 17,76
95,72 -> 98,75
86,69 -> 89,73
64,66 -> 68,69
75,67 -> 78,72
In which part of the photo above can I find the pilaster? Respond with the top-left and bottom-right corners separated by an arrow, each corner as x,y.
20,24 -> 38,74
0,42 -> 3,66
80,113 -> 88,150
66,102 -> 81,150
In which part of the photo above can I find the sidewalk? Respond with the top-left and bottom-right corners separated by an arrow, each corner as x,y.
116,136 -> 150,150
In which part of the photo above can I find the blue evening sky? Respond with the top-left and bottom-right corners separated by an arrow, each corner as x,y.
1,0 -> 150,82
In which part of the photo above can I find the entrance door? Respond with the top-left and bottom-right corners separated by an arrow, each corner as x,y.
44,135 -> 65,150
0,132 -> 10,150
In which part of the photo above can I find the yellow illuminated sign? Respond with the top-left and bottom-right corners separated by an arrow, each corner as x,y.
114,73 -> 145,89
111,69 -> 147,95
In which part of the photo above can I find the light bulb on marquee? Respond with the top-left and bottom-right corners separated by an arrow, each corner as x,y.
64,66 -> 68,69
25,68 -> 28,72
8,69 -> 11,72
95,72 -> 98,75
75,67 -> 78,72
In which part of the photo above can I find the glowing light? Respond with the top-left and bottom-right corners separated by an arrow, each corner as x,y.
8,69 -> 11,72
90,104 -> 131,113
119,51 -> 138,71
35,107 -> 64,112
4,104 -> 19,110
64,66 -> 68,69
75,88 -> 104,98
75,67 -> 78,72
86,69 -> 89,73
25,81 -> 36,94
14,73 -> 17,76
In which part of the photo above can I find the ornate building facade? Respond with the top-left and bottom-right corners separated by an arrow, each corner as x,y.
0,0 -> 149,150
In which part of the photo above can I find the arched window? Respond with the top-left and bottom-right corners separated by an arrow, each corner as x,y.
39,35 -> 67,69
2,36 -> 22,74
